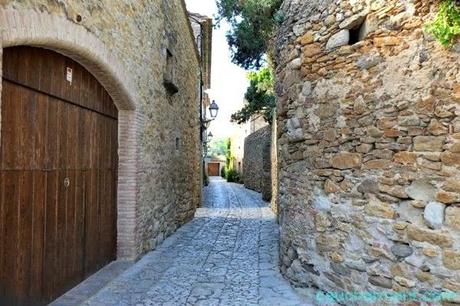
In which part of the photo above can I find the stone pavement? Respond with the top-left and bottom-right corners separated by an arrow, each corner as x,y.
68,177 -> 313,305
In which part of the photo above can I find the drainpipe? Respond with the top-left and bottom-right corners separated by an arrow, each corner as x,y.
190,15 -> 207,196
189,15 -> 206,143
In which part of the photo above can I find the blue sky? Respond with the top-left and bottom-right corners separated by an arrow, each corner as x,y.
185,0 -> 249,138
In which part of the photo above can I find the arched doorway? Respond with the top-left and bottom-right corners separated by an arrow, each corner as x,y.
0,46 -> 118,305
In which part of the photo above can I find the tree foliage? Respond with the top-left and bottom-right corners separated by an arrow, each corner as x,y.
225,138 -> 233,171
207,138 -> 227,157
216,0 -> 283,69
425,0 -> 460,46
231,66 -> 276,124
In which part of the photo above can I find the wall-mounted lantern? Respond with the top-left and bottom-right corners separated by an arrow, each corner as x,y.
209,100 -> 219,119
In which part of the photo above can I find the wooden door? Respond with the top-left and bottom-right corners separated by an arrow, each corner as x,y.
0,47 -> 118,306
208,163 -> 220,176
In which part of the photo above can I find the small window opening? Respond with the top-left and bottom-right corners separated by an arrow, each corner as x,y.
348,18 -> 366,45
166,49 -> 173,79
175,137 -> 180,150
164,48 -> 179,95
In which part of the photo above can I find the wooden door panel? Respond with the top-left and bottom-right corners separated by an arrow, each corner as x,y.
1,83 -> 50,170
0,171 -> 45,306
57,101 -> 69,170
72,171 -> 86,285
66,105 -> 80,170
16,172 -> 34,306
84,169 -> 99,277
2,47 -> 118,118
45,95 -> 60,170
1,82 -> 20,169
30,171 -> 46,305
98,170 -> 117,267
1,46 -> 118,306
43,171 -> 59,302
56,170 -> 70,295
33,93 -> 49,170
2,172 -> 20,306
0,172 -> 4,303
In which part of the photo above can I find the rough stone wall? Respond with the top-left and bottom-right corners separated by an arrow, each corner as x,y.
271,115 -> 279,215
0,0 -> 201,258
276,0 -> 460,300
244,126 -> 272,201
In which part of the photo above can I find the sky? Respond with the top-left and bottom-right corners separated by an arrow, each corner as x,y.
185,0 -> 249,138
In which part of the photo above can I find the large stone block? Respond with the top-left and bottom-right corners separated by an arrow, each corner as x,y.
339,12 -> 368,30
423,202 -> 446,229
443,250 -> 460,270
365,197 -> 396,219
406,225 -> 453,247
326,30 -> 350,50
331,152 -> 362,169
406,180 -> 436,202
445,206 -> 460,229
413,136 -> 445,152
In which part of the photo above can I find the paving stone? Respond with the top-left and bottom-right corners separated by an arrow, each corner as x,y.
79,177 -> 312,306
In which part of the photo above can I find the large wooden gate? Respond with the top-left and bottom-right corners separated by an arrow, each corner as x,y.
0,47 -> 118,305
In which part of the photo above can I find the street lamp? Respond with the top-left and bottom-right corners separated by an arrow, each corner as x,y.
200,98 -> 218,146
209,100 -> 219,119
208,131 -> 213,139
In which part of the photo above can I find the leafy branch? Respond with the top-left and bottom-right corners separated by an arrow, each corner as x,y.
216,0 -> 283,69
425,0 -> 460,46
231,67 -> 276,124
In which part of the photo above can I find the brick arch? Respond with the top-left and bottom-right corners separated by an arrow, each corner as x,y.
0,8 -> 138,111
0,8 -> 141,260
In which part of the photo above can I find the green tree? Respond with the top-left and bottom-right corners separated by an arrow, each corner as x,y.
216,0 -> 283,69
231,66 -> 276,124
425,1 -> 460,46
208,138 -> 227,157
225,138 -> 234,171
223,138 -> 241,183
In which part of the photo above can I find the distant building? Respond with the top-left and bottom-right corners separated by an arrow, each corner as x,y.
230,122 -> 250,175
205,156 -> 226,177
249,113 -> 269,134
231,102 -> 270,175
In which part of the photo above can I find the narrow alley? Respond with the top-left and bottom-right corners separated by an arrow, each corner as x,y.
62,178 -> 309,306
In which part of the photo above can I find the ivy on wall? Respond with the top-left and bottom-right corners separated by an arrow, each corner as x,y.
425,0 -> 460,46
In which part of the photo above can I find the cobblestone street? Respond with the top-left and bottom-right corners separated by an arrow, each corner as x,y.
72,177 -> 310,305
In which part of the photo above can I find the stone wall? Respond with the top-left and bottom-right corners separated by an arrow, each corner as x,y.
275,0 -> 460,301
244,126 -> 272,201
271,115 -> 279,216
0,0 -> 202,259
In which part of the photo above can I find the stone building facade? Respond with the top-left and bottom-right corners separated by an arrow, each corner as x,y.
0,0 -> 207,264
189,12 -> 213,135
250,113 -> 269,134
230,127 -> 247,175
275,0 -> 460,301
244,126 -> 272,201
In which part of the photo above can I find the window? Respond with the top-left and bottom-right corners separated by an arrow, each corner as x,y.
163,48 -> 179,94
348,17 -> 367,45
175,137 -> 180,150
